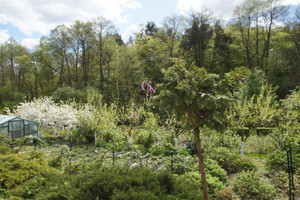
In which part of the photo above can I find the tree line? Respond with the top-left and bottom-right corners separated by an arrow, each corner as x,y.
0,0 -> 299,108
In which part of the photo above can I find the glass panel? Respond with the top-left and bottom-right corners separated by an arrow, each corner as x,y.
11,130 -> 23,139
24,123 -> 39,137
0,127 -> 8,134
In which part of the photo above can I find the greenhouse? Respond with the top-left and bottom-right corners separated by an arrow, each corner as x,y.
0,115 -> 39,139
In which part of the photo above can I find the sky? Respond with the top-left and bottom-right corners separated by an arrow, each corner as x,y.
0,0 -> 299,49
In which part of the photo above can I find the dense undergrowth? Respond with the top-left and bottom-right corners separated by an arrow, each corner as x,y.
0,134 -> 299,200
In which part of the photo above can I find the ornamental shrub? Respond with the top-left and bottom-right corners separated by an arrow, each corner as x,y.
207,147 -> 239,173
233,170 -> 276,200
212,188 -> 236,200
185,171 -> 226,194
205,158 -> 228,184
0,152 -> 59,189
10,166 -> 204,200
232,158 -> 257,173
266,151 -> 300,172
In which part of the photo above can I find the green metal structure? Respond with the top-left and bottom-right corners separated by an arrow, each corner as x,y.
0,115 -> 39,139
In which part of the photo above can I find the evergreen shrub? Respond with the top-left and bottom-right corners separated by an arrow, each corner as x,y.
233,170 -> 276,200
10,166 -> 204,200
0,152 -> 59,189
266,151 -> 300,172
207,147 -> 239,172
232,158 -> 257,173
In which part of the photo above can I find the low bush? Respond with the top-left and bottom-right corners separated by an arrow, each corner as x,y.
269,170 -> 300,197
10,166 -> 204,200
244,135 -> 275,154
185,158 -> 228,194
212,188 -> 236,200
232,158 -> 257,173
0,145 -> 10,155
48,155 -> 63,169
207,147 -> 239,172
185,171 -> 226,194
266,151 -> 300,172
148,144 -> 175,156
0,152 -> 59,189
205,158 -> 228,185
136,131 -> 156,149
233,170 -> 276,200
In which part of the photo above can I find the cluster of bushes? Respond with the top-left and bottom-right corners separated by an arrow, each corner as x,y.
233,170 -> 276,199
207,147 -> 257,173
10,166 -> 204,200
0,151 -> 59,190
2,134 -> 299,200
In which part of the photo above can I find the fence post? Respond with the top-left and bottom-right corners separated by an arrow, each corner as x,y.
113,145 -> 115,167
34,138 -> 37,151
171,151 -> 174,172
69,142 -> 72,166
287,149 -> 295,200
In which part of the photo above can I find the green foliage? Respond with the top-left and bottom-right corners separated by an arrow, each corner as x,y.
0,152 -> 59,189
232,158 -> 257,173
202,128 -> 239,151
207,147 -> 239,172
185,171 -> 226,194
272,89 -> 300,153
244,135 -> 275,154
205,158 -> 228,185
12,136 -> 43,153
233,170 -> 276,200
0,145 -> 10,155
136,131 -> 156,149
52,86 -> 87,103
157,58 -> 230,130
48,155 -> 63,169
228,84 -> 278,139
212,189 -> 236,200
269,171 -> 289,195
0,134 -> 12,155
241,69 -> 266,100
228,83 -> 279,158
10,166 -> 204,200
0,135 -> 42,154
223,66 -> 251,95
265,151 -> 300,172
184,158 -> 228,194
74,88 -> 119,144
136,35 -> 168,83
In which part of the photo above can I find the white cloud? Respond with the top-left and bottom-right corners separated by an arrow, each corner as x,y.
122,24 -> 141,42
0,29 -> 10,44
282,0 -> 300,5
0,0 -> 142,36
176,0 -> 300,20
177,0 -> 241,19
21,38 -> 40,50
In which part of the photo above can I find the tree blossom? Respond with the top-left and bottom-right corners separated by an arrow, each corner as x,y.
10,97 -> 78,136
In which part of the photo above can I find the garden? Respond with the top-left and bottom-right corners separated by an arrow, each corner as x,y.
0,72 -> 299,199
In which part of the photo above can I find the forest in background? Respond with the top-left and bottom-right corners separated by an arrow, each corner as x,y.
0,0 -> 299,108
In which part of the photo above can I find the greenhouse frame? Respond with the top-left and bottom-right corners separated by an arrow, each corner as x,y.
0,115 -> 39,139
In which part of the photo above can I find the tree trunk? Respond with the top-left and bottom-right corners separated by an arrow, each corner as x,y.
240,141 -> 245,159
195,127 -> 209,200
174,136 -> 178,150
53,129 -> 56,137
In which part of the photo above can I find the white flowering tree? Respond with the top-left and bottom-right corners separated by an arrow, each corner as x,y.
10,97 -> 78,137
